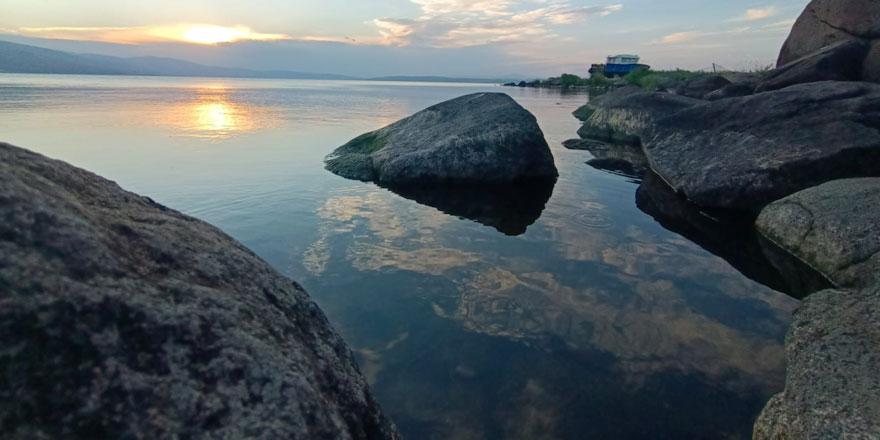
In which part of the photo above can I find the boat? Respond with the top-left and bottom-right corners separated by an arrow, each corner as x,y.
589,54 -> 651,78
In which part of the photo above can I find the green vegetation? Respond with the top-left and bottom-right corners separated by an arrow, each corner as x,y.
324,131 -> 387,181
521,73 -> 612,89
623,68 -> 704,91
338,131 -> 388,155
750,63 -> 775,75
572,105 -> 595,122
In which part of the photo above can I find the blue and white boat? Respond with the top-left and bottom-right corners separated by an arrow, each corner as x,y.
590,54 -> 651,77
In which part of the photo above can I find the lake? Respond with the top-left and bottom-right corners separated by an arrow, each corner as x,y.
0,74 -> 798,440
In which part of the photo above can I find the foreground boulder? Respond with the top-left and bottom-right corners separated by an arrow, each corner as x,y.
758,39 -> 869,92
0,142 -> 399,439
645,81 -> 880,212
778,0 -> 880,64
753,286 -> 880,440
754,180 -> 880,439
577,88 -> 702,146
778,0 -> 880,82
325,93 -> 557,183
757,178 -> 880,289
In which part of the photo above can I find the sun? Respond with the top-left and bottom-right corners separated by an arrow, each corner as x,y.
182,26 -> 247,44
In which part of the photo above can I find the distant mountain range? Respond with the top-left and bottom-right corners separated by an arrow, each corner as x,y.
0,40 -> 517,84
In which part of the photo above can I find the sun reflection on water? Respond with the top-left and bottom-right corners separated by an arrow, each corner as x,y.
164,86 -> 278,139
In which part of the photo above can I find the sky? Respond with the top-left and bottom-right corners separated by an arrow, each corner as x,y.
0,0 -> 810,78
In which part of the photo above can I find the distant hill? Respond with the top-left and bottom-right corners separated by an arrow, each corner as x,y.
0,40 -> 514,83
369,75 -> 518,84
0,40 -> 356,80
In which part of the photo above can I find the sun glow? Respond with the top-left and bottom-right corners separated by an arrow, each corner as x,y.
182,26 -> 247,44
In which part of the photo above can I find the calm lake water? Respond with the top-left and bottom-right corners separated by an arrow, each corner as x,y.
0,74 -> 799,440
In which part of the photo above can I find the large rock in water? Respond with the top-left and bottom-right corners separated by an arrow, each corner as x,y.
324,92 -> 557,183
0,142 -> 399,440
756,178 -> 880,289
644,81 -> 880,212
753,286 -> 880,440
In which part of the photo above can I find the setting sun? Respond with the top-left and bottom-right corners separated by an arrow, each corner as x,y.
182,26 -> 246,44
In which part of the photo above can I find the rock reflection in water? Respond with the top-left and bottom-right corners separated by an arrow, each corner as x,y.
563,138 -> 650,179
381,180 -> 555,236
635,171 -> 833,298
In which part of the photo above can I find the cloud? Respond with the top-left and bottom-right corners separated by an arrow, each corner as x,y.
412,0 -> 513,16
727,6 -> 777,22
763,18 -> 795,32
652,27 -> 751,45
544,4 -> 624,24
372,0 -> 623,47
655,31 -> 699,44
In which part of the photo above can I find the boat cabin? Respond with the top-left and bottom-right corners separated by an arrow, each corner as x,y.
606,54 -> 640,65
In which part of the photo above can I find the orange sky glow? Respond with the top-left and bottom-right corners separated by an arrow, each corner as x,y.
9,25 -> 292,45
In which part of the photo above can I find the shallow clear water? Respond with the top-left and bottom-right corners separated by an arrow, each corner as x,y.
0,74 -> 798,440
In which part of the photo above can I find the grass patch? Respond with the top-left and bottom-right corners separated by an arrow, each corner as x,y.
324,131 -> 388,181
524,73 -> 612,89
572,105 -> 595,121
338,131 -> 388,155
624,68 -> 704,91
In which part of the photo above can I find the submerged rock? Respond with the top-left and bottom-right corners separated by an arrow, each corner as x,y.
645,81 -> 880,212
758,39 -> 869,92
0,142 -> 399,440
561,138 -> 607,151
325,93 -> 557,184
756,178 -> 880,289
563,137 -> 650,179
753,286 -> 880,440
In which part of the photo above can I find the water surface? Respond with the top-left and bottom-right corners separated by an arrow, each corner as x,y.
0,74 -> 799,440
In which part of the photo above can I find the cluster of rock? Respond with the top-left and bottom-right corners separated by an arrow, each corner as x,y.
567,1 -> 880,438
0,142 -> 400,439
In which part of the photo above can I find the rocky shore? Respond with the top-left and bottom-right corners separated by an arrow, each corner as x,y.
0,142 -> 399,439
567,1 -> 880,438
